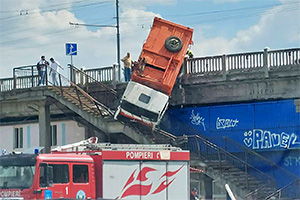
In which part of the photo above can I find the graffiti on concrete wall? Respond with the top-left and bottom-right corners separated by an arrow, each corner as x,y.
216,117 -> 239,129
243,129 -> 300,149
190,110 -> 206,131
284,156 -> 300,166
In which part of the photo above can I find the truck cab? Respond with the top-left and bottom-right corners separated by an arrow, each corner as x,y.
0,154 -> 96,199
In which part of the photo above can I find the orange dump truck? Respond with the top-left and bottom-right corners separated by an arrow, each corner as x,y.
115,17 -> 193,127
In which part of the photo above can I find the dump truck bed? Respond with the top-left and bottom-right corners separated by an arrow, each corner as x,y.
132,17 -> 193,96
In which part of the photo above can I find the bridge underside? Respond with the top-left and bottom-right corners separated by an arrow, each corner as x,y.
0,88 -> 150,152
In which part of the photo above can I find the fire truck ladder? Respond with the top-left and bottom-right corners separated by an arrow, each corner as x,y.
52,137 -> 182,152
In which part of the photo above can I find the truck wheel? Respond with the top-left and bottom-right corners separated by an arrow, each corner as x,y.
165,36 -> 183,52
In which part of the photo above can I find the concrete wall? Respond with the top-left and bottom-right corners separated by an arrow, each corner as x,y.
0,120 -> 85,153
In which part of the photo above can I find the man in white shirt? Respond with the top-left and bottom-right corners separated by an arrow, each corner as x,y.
37,55 -> 49,86
49,57 -> 64,86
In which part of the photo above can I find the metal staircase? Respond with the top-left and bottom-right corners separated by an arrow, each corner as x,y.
36,65 -> 175,145
188,135 -> 276,199
186,134 -> 300,200
65,64 -> 177,144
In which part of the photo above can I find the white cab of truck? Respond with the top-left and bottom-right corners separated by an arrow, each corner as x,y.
114,81 -> 169,127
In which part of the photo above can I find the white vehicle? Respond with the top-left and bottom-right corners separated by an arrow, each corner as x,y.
114,81 -> 169,127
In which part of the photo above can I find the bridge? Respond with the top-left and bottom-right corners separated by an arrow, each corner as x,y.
1,47 -> 300,199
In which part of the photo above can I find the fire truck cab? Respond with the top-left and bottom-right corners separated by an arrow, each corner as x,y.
0,138 -> 190,200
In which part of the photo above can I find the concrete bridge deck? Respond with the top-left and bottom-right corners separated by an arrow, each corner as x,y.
1,47 -> 300,140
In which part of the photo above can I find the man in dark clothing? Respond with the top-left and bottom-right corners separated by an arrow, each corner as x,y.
37,55 -> 49,86
190,188 -> 200,200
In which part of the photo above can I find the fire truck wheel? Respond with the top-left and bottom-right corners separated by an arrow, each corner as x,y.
165,36 -> 183,52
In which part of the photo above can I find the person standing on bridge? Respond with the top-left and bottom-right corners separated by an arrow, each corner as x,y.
49,57 -> 64,86
121,52 -> 132,82
37,55 -> 49,86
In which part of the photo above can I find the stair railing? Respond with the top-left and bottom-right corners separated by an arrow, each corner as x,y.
187,135 -> 276,195
212,136 -> 299,199
69,64 -> 180,142
50,69 -> 114,117
265,179 -> 300,200
223,137 -> 299,181
68,64 -> 118,107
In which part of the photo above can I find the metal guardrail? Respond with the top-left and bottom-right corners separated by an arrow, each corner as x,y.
51,71 -> 114,117
265,179 -> 300,200
68,65 -> 118,106
186,48 -> 300,78
0,64 -> 118,92
187,135 -> 276,194
84,66 -> 117,82
69,65 -> 117,94
0,77 -> 14,91
69,65 -> 118,84
217,137 -> 299,199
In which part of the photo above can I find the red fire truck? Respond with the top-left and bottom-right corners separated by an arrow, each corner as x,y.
0,138 -> 190,200
114,17 -> 193,127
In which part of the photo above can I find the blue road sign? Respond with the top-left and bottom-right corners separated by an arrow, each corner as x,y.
66,43 -> 77,56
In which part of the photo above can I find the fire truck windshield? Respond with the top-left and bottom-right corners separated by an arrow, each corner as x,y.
0,165 -> 35,189
0,154 -> 37,189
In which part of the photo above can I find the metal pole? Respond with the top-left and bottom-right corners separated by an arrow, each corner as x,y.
71,55 -> 73,66
116,0 -> 121,81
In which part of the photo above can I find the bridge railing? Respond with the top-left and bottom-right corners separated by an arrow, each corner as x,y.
85,66 -> 117,82
186,47 -> 300,78
187,55 -> 223,74
69,65 -> 119,84
0,77 -> 14,92
268,48 -> 300,67
227,51 -> 264,70
0,65 -> 44,92
0,64 -> 119,92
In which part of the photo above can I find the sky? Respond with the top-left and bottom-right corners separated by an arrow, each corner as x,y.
0,0 -> 299,78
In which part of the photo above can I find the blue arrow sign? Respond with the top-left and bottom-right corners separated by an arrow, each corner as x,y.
66,43 -> 77,56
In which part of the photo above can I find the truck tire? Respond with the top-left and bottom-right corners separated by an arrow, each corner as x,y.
165,36 -> 183,52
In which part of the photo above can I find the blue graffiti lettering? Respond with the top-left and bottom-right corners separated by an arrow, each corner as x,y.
284,156 -> 300,166
243,129 -> 300,149
216,117 -> 239,129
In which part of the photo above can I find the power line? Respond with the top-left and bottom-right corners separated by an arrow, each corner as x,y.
1,1 -> 298,47
0,5 -> 114,36
0,1 -> 112,21
1,3 -> 297,46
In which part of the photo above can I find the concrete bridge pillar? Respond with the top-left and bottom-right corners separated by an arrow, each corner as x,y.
38,101 -> 51,153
